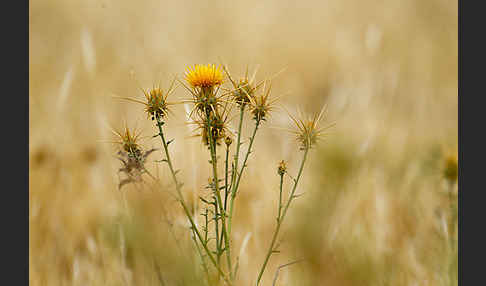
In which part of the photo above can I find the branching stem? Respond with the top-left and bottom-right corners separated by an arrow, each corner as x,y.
154,116 -> 231,285
256,147 -> 309,285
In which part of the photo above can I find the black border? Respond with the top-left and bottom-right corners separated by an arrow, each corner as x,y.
5,0 -> 29,284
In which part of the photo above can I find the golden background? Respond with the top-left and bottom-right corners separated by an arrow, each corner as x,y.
30,0 -> 457,285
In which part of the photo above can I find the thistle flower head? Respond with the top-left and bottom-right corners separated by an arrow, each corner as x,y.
189,105 -> 233,146
142,87 -> 171,120
222,65 -> 264,106
443,150 -> 458,184
112,126 -> 142,154
113,78 -> 178,121
249,81 -> 279,122
288,105 -> 334,150
185,64 -> 224,89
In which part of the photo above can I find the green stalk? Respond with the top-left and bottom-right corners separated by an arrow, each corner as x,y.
278,173 -> 284,220
219,145 -> 230,252
214,195 -> 221,266
225,104 -> 245,249
207,119 -> 232,280
228,119 -> 261,236
154,116 -> 231,284
256,147 -> 309,285
191,228 -> 211,285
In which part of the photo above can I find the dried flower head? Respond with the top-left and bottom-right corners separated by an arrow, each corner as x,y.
288,105 -> 334,150
185,64 -> 224,89
116,148 -> 156,190
111,126 -> 156,189
277,160 -> 287,176
443,150 -> 458,184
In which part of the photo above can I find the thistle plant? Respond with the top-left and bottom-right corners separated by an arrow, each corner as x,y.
112,64 -> 333,285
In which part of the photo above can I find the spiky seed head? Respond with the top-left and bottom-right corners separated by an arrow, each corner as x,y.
144,87 -> 170,120
249,82 -> 278,122
232,78 -> 254,105
443,151 -> 458,184
114,127 -> 142,154
191,107 -> 232,146
185,64 -> 223,89
288,106 -> 334,150
277,160 -> 287,176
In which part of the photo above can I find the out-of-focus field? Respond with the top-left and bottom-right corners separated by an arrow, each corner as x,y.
29,0 -> 457,285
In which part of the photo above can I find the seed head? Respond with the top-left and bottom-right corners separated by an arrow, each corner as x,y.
112,126 -> 142,154
113,78 -> 178,120
143,87 -> 170,120
189,106 -> 233,146
222,65 -> 265,106
249,81 -> 279,122
288,105 -> 334,150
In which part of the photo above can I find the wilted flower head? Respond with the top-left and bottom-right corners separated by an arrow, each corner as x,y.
288,105 -> 334,150
185,64 -> 224,89
111,126 -> 156,189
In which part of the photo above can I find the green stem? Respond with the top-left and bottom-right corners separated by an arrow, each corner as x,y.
227,105 -> 245,213
219,145 -> 230,252
228,119 -> 260,236
278,174 -> 284,220
256,147 -> 309,286
214,195 -> 221,266
191,228 -> 211,285
154,116 -> 231,284
207,121 -> 232,280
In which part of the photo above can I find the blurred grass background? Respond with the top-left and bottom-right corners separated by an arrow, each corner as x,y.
29,0 -> 457,285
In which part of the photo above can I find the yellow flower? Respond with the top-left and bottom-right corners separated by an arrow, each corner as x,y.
185,64 -> 224,89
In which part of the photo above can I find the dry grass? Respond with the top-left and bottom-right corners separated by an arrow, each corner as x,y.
30,0 -> 457,285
